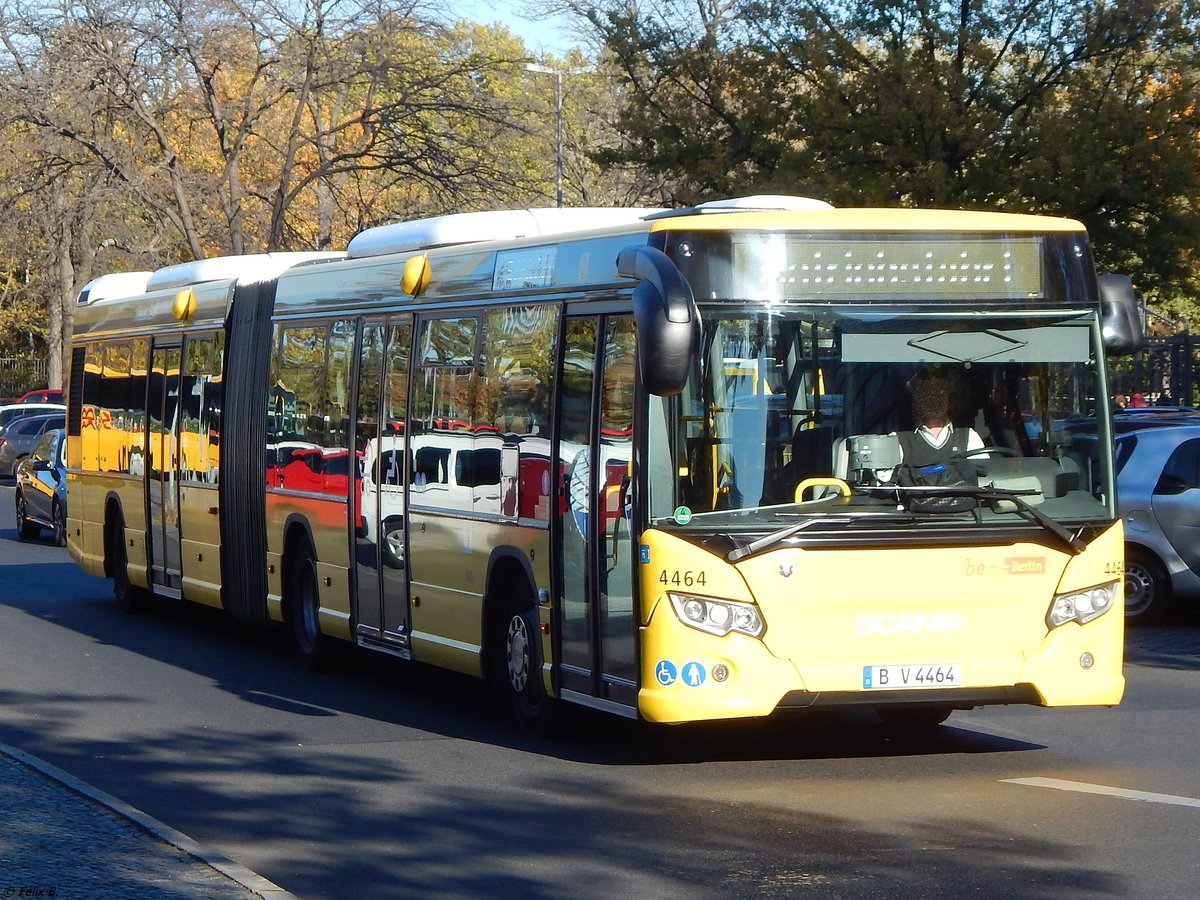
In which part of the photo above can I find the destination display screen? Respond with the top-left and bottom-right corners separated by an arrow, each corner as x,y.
731,235 -> 1044,301
658,229 -> 1098,305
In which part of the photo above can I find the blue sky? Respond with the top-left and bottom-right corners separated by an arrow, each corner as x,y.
456,1 -> 582,57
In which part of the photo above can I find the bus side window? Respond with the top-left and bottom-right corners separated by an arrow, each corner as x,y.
80,343 -> 104,473
476,305 -> 559,519
271,323 -> 331,492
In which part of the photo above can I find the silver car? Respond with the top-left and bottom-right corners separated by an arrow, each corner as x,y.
1117,424 -> 1200,622
0,412 -> 66,477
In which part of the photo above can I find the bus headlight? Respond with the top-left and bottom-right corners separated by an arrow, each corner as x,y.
668,593 -> 764,638
1047,582 -> 1118,628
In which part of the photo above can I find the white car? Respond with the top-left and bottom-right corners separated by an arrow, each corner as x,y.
0,402 -> 66,432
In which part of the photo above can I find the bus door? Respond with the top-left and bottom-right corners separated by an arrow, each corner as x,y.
556,314 -> 638,710
147,339 -> 183,595
352,316 -> 413,656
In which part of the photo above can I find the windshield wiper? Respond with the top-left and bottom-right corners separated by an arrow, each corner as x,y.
982,488 -> 1087,554
727,517 -> 855,563
725,486 -> 1086,563
864,484 -> 1086,555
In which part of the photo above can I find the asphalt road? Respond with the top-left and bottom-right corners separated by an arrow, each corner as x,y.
1,484 -> 1198,899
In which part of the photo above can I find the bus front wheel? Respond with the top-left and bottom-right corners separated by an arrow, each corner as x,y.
110,514 -> 151,614
876,706 -> 953,728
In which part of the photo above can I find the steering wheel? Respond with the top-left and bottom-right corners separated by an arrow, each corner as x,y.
952,446 -> 1018,459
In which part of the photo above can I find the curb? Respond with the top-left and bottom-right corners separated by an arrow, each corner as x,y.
0,743 -> 295,899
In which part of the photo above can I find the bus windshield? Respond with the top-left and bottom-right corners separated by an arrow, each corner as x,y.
645,307 -> 1112,532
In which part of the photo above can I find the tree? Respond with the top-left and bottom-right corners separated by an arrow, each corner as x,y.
520,49 -> 672,207
0,0 -> 594,382
577,0 -> 1200,308
0,0 -> 170,386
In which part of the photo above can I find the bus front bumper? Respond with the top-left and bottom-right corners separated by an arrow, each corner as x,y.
636,603 -> 1124,725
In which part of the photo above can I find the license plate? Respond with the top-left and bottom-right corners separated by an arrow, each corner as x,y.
862,664 -> 962,690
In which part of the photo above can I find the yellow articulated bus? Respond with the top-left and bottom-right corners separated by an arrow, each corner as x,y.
66,196 -> 1143,731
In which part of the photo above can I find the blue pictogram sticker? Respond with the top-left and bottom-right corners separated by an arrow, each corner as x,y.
655,660 -> 678,686
640,544 -> 650,564
682,661 -> 707,687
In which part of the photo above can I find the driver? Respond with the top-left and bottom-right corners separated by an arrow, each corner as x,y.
898,372 -> 984,466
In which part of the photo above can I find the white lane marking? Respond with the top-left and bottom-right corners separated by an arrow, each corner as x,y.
1003,777 -> 1200,809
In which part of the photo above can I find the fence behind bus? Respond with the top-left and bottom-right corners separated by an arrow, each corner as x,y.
0,357 -> 48,400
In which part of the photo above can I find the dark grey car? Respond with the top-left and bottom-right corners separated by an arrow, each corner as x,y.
1117,424 -> 1200,622
15,428 -> 67,546
0,412 -> 66,477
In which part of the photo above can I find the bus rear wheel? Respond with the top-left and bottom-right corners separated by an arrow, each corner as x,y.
288,541 -> 341,670
496,604 -> 558,735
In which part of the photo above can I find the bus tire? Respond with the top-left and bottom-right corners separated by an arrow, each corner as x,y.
287,539 -> 341,671
876,706 -> 953,728
494,602 -> 558,736
110,513 -> 152,614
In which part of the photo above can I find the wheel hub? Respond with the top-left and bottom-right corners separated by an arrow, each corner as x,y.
506,615 -> 529,692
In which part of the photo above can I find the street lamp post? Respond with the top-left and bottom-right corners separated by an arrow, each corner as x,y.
524,63 -> 594,208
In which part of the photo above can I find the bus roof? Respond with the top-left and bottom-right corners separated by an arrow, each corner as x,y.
144,252 -> 343,291
74,199 -> 1090,324
654,195 -> 834,216
77,272 -> 154,305
649,206 -> 1087,234
345,207 -> 666,259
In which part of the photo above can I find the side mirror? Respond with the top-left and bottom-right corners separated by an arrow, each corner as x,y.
617,246 -> 701,396
1099,274 -> 1146,356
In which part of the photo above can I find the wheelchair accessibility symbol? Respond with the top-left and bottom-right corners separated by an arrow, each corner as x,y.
655,660 -> 678,686
655,660 -> 707,687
